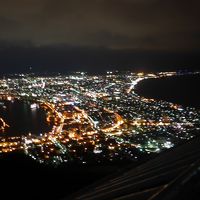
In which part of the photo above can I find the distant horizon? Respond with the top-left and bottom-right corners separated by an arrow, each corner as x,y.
0,65 -> 200,76
1,0 -> 200,74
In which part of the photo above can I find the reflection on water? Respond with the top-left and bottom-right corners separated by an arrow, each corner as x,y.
0,100 -> 51,136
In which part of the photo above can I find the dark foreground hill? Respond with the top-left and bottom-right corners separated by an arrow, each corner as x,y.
0,153 -> 122,200
68,136 -> 200,200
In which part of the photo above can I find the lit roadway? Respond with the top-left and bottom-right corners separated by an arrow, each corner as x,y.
0,71 -> 199,164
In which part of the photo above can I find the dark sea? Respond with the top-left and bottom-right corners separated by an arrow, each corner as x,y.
135,74 -> 200,109
0,100 -> 51,136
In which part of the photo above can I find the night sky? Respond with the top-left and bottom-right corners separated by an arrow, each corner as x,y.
0,0 -> 200,74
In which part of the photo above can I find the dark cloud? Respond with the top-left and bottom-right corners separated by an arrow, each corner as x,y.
0,0 -> 199,50
0,43 -> 199,74
0,0 -> 200,73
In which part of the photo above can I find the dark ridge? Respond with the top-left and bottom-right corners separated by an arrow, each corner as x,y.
0,152 -> 124,200
68,135 -> 200,200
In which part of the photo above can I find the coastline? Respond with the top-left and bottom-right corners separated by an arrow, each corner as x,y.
135,73 -> 200,109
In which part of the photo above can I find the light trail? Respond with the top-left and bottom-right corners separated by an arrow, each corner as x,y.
127,77 -> 144,94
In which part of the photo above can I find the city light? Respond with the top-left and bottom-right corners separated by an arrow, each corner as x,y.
0,71 -> 200,165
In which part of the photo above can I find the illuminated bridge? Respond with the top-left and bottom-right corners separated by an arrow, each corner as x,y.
67,136 -> 200,200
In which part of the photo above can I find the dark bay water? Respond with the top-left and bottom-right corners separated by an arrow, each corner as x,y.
0,100 -> 51,136
135,74 -> 200,109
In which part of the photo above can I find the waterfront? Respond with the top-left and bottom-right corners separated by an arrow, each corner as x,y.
135,74 -> 200,109
0,100 -> 51,136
